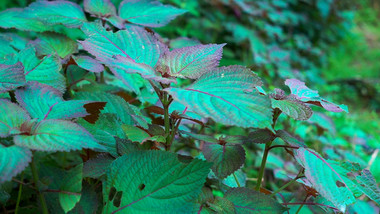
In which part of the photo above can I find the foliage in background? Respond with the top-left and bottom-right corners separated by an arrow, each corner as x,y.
0,0 -> 379,214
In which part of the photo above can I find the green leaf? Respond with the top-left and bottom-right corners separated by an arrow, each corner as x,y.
295,148 -> 356,211
0,8 -> 53,32
23,1 -> 87,28
18,47 -> 65,93
271,97 -> 313,120
78,118 -> 117,156
80,22 -> 169,83
0,99 -> 30,137
332,161 -> 380,206
14,119 -> 104,152
33,33 -> 78,58
83,154 -> 114,179
165,65 -> 273,129
203,142 -> 245,179
72,55 -> 104,73
15,82 -> 103,121
84,0 -> 116,17
158,44 -> 225,79
121,125 -> 150,143
68,183 -> 99,214
59,164 -> 83,213
74,92 -> 149,128
0,145 -> 32,184
222,188 -> 287,214
248,129 -> 276,144
103,150 -> 211,213
0,62 -> 25,93
81,22 -> 163,68
118,0 -> 187,27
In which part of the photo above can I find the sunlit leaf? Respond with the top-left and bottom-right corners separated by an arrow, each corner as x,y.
295,148 -> 356,211
84,0 -> 116,17
103,150 -> 211,213
158,44 -> 225,79
0,145 -> 32,184
166,65 -> 273,129
14,119 -> 104,152
118,0 -> 187,27
59,164 -> 83,213
0,62 -> 25,93
23,0 -> 87,28
0,99 -> 30,137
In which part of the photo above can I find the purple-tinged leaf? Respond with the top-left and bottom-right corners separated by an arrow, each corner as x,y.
15,82 -> 104,121
203,141 -> 245,179
165,66 -> 273,129
17,47 -> 65,93
84,0 -> 116,17
72,55 -> 104,73
109,55 -> 175,84
295,148 -> 356,212
23,0 -> 87,28
118,0 -> 187,27
14,119 -> 104,152
0,62 -> 25,93
218,188 -> 287,213
0,145 -> 32,184
80,22 -> 164,68
285,79 -> 348,113
83,154 -> 114,178
158,44 -> 225,79
32,33 -> 78,59
248,129 -> 276,144
0,99 -> 30,137
0,8 -> 53,32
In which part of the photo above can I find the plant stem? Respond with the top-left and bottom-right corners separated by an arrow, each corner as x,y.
255,141 -> 272,191
295,195 -> 309,214
269,170 -> 304,197
163,94 -> 171,148
233,172 -> 241,187
30,159 -> 49,214
15,172 -> 24,214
